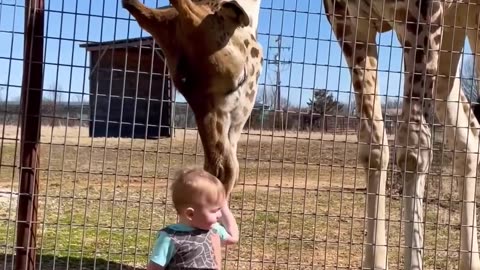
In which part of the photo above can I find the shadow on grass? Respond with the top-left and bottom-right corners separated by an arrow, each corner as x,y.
0,253 -> 146,270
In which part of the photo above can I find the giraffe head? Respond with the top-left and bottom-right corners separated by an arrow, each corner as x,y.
122,0 -> 263,195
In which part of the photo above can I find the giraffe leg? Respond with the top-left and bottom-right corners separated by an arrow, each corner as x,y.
448,9 -> 480,269
394,2 -> 445,269
323,1 -> 389,268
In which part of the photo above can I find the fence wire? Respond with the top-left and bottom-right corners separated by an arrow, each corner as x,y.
1,0 -> 480,269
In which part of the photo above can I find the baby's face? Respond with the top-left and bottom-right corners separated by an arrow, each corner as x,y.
190,198 -> 225,230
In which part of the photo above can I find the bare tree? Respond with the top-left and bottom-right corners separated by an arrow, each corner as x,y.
0,85 -> 4,104
43,82 -> 64,126
256,85 -> 276,108
382,97 -> 403,111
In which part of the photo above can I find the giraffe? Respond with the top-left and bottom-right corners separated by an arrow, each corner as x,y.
323,0 -> 480,268
121,0 -> 263,196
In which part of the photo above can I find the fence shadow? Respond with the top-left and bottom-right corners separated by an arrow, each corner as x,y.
0,253 -> 145,270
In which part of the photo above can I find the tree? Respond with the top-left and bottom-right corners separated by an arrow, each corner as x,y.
461,56 -> 479,103
0,85 -> 4,104
256,85 -> 275,108
306,88 -> 344,115
382,98 -> 402,111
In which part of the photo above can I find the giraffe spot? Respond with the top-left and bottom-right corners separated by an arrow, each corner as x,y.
333,1 -> 347,16
353,80 -> 363,90
356,44 -> 366,52
416,0 -> 429,18
406,15 -> 420,34
244,39 -> 250,48
246,90 -> 255,102
250,65 -> 255,76
343,43 -> 353,57
395,8 -> 407,22
335,26 -> 345,39
250,47 -> 260,58
249,81 -> 254,90
366,80 -> 374,88
343,26 -> 352,37
250,34 -> 256,41
415,50 -> 424,64
355,56 -> 364,65
256,71 -> 260,81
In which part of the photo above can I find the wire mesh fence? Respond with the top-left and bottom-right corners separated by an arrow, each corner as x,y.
2,0 -> 480,269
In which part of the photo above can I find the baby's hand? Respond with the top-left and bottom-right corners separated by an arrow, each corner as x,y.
218,198 -> 238,245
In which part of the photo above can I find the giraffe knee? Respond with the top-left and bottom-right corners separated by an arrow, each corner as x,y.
396,146 -> 433,174
359,145 -> 389,170
395,123 -> 432,174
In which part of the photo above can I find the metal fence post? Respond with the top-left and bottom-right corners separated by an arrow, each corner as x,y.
15,0 -> 44,269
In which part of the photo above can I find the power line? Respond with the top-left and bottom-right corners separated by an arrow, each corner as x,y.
267,35 -> 291,111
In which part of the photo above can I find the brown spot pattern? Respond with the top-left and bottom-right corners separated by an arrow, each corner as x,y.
251,47 -> 260,58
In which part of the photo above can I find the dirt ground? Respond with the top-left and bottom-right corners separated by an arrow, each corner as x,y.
0,125 -> 471,269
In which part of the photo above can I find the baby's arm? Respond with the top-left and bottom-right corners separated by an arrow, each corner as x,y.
148,230 -> 174,269
215,201 -> 239,245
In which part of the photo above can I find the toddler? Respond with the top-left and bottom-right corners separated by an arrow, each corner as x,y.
147,167 -> 239,270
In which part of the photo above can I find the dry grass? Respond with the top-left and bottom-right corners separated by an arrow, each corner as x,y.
0,125 -> 470,269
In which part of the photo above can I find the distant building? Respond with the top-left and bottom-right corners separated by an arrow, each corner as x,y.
80,37 -> 172,139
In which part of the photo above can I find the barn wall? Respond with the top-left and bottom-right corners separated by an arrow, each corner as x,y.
89,48 -> 171,138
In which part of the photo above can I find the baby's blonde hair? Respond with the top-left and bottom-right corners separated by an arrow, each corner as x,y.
171,167 -> 226,212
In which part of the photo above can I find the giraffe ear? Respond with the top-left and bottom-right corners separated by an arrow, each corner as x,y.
219,0 -> 251,27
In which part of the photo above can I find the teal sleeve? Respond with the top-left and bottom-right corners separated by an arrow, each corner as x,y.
212,223 -> 230,241
150,231 -> 175,266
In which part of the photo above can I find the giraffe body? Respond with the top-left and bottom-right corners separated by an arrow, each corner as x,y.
122,0 -> 263,195
324,0 -> 480,268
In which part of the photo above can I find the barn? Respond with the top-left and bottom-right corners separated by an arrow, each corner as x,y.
80,37 -> 173,139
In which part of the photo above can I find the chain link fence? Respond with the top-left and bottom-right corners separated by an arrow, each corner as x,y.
1,0 -> 479,269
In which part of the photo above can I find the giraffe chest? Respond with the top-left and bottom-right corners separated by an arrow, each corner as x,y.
340,0 -> 408,29
340,0 -> 463,32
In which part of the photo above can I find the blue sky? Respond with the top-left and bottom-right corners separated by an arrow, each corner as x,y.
0,0 -> 474,108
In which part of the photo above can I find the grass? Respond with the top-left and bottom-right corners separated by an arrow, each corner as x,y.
0,125 -> 471,269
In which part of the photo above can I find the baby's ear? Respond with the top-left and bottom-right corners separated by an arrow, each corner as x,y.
219,0 -> 251,27
184,207 -> 195,220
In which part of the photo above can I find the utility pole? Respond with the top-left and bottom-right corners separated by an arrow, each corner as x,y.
268,35 -> 291,130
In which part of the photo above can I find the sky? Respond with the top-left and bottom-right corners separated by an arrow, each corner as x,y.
0,0 -> 475,108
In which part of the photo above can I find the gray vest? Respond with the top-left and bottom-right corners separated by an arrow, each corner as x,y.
162,227 -> 218,270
